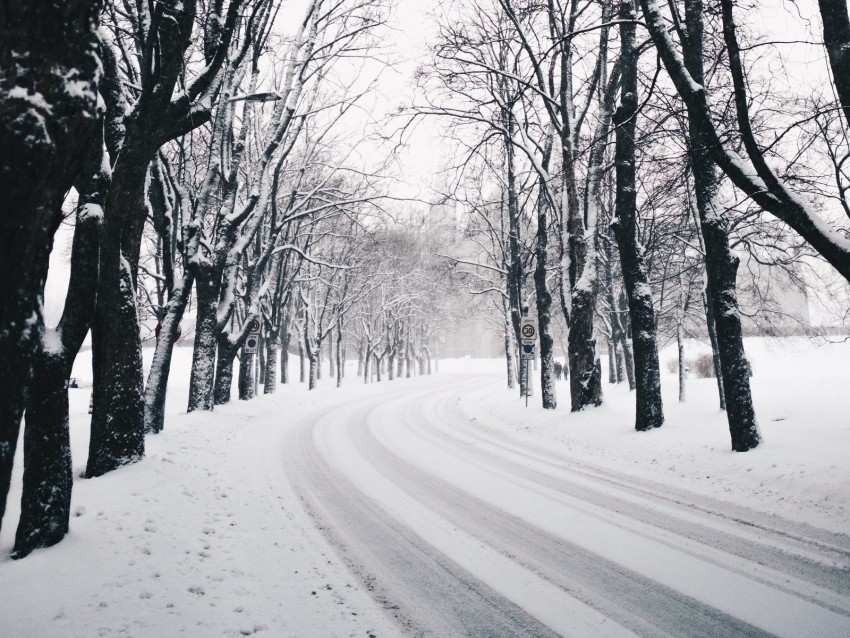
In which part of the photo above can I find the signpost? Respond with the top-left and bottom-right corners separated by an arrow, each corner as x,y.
244,318 -> 261,354
519,307 -> 537,406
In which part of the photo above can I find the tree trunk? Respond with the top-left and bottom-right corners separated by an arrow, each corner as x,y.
607,338 -> 617,384
0,0 -> 103,529
316,339 -> 323,381
818,0 -> 850,129
504,128 -> 528,398
505,319 -> 517,390
280,331 -> 291,384
88,256 -> 145,478
214,337 -> 237,405
683,0 -> 759,451
535,180 -> 557,409
611,1 -> 664,431
144,273 -> 193,433
14,346 -> 72,558
703,288 -> 726,410
264,332 -> 278,394
188,272 -> 219,411
327,327 -> 334,378
239,351 -> 254,400
14,126 -> 106,556
309,352 -> 319,390
336,327 -> 344,387
678,323 -> 687,402
299,337 -> 306,383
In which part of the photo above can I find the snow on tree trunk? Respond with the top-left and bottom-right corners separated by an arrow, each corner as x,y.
15,127 -> 106,556
327,328 -> 334,379
280,331 -> 291,385
619,332 -> 636,390
611,3 -> 664,431
264,333 -> 278,394
504,317 -> 516,390
14,342 -> 72,559
145,274 -> 193,433
88,257 -> 144,478
214,337 -> 238,406
0,0 -> 103,529
309,353 -> 319,390
682,0 -> 759,451
704,288 -> 727,410
188,274 -> 219,412
678,324 -> 687,403
336,329 -> 344,387
535,174 -> 557,409
239,352 -> 255,400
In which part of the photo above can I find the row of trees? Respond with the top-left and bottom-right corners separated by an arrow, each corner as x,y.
3,0 -> 850,560
417,0 -> 850,449
0,0 -> 455,559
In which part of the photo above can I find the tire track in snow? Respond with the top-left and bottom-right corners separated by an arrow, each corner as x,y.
284,380 -> 562,637
432,381 -> 850,600
284,374 -> 850,637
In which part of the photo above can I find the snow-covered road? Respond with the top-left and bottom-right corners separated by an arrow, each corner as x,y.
284,374 -> 850,637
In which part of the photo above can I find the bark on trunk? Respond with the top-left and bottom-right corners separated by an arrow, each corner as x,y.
683,0 -> 759,451
504,319 -> 517,390
280,331 -> 291,384
144,273 -> 193,433
678,323 -> 687,402
188,272 -> 219,411
264,332 -> 278,394
214,337 -> 238,405
503,119 -> 528,398
239,352 -> 254,400
14,126 -> 106,556
611,0 -> 664,431
14,347 -> 71,558
0,0 -> 103,528
535,166 -> 557,409
703,288 -> 726,410
819,0 -> 850,128
88,255 -> 145,478
336,328 -> 344,387
309,353 -> 319,390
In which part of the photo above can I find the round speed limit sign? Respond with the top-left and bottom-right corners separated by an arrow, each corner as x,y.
521,322 -> 536,339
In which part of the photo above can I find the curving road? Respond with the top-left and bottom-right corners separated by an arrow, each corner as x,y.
283,375 -> 850,637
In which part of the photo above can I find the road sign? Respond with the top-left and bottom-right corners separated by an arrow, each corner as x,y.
520,341 -> 535,360
247,318 -> 261,335
520,321 -> 536,341
244,335 -> 259,354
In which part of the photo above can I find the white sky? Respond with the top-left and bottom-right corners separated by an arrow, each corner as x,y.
42,0 -> 850,325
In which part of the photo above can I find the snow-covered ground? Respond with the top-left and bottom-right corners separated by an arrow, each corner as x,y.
0,337 -> 848,636
451,337 -> 850,536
